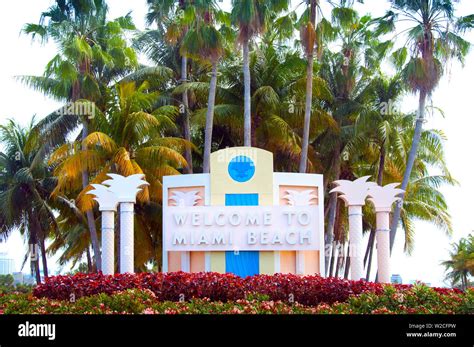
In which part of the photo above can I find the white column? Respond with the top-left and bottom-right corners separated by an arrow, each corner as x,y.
376,211 -> 391,283
101,210 -> 115,275
330,176 -> 375,281
348,205 -> 364,281
120,202 -> 134,273
87,183 -> 120,275
367,183 -> 404,284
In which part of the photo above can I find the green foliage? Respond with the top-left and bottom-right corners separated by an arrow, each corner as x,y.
442,234 -> 474,290
3,0 -> 471,277
0,275 -> 33,295
1,285 -> 472,314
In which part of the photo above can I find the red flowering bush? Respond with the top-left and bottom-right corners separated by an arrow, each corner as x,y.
32,272 -> 461,307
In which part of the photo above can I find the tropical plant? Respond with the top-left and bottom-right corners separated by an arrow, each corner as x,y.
379,0 -> 474,251
21,0 -> 138,271
0,119 -> 57,283
308,2 -> 394,275
442,234 -> 474,290
231,0 -> 290,146
7,0 -> 469,279
145,0 -> 205,173
180,2 -> 228,173
299,0 -> 319,173
178,33 -> 333,171
49,81 -> 191,270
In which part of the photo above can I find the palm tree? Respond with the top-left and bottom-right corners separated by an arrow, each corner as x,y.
299,0 -> 319,173
346,100 -> 456,280
231,0 -> 290,146
49,81 -> 191,270
146,0 -> 198,173
326,110 -> 455,279
177,33 -> 333,170
380,0 -> 474,251
180,3 -> 227,173
349,74 -> 406,278
21,0 -> 138,271
47,200 -> 94,272
0,119 -> 57,283
442,235 -> 474,290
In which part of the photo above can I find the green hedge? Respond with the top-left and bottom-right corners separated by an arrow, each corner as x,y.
1,284 -> 473,314
0,274 -> 33,295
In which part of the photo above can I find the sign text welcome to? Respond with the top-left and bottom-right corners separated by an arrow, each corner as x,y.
164,206 -> 320,251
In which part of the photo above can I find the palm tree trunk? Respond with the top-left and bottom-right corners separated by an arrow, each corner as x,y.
86,247 -> 92,273
81,121 -> 102,271
243,38 -> 252,147
299,53 -> 314,173
31,212 -> 49,278
181,56 -> 193,173
203,61 -> 219,173
335,242 -> 344,277
325,146 -> 341,274
344,243 -> 351,279
28,214 -> 41,284
325,192 -> 338,275
328,240 -> 337,276
377,145 -> 386,186
40,237 -> 49,278
33,250 -> 41,284
72,63 -> 101,272
389,90 -> 427,252
299,0 -> 317,173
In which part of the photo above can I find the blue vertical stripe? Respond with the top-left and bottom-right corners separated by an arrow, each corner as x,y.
225,193 -> 259,277
225,194 -> 259,206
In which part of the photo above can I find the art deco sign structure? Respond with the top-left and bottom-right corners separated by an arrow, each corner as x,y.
162,147 -> 325,276
87,147 -> 401,281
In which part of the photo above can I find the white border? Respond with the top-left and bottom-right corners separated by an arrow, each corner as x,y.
273,173 -> 325,276
162,174 -> 210,272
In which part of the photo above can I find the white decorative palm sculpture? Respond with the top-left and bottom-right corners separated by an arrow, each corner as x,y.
330,176 -> 376,281
170,191 -> 202,207
102,173 -> 149,274
330,176 -> 376,206
283,190 -> 317,206
368,183 -> 404,283
87,184 -> 120,275
367,183 -> 404,212
102,174 -> 149,203
88,184 -> 120,211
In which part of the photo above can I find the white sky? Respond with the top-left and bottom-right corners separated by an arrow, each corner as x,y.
0,0 -> 473,286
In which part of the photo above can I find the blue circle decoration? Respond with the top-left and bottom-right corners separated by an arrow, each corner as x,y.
228,156 -> 255,182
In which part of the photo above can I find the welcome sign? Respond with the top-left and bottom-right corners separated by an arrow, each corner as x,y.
162,147 -> 324,276
164,205 -> 320,251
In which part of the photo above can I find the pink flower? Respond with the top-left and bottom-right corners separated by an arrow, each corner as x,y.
143,307 -> 156,314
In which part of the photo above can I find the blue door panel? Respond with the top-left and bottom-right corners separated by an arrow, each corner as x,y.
225,193 -> 259,277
